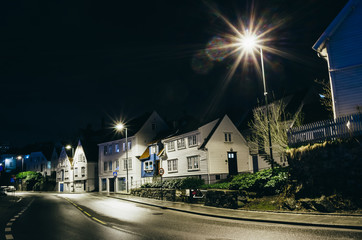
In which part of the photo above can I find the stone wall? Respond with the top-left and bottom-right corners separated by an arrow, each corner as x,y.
131,188 -> 176,201
204,189 -> 238,209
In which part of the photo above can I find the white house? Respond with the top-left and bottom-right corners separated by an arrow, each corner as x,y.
98,111 -> 169,193
161,115 -> 252,184
72,141 -> 97,192
55,141 -> 98,192
313,0 -> 362,118
56,147 -> 73,192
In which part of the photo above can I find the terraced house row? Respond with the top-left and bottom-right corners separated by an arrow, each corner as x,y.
98,111 -> 280,193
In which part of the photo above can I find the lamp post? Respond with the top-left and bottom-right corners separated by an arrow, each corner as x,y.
115,123 -> 129,193
240,33 -> 274,169
66,145 -> 75,192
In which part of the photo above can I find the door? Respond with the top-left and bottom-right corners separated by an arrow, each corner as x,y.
252,155 -> 259,173
59,183 -> 64,192
227,152 -> 238,175
109,178 -> 115,192
118,177 -> 126,191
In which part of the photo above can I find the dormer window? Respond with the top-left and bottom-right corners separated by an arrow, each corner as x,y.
167,141 -> 175,152
188,135 -> 197,147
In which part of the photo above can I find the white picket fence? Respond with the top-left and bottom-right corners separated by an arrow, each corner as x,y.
287,113 -> 362,146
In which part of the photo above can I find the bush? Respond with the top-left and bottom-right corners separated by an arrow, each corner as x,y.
201,167 -> 289,195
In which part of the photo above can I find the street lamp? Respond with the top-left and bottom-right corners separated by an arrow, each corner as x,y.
115,123 -> 129,193
66,145 -> 75,192
239,32 -> 274,169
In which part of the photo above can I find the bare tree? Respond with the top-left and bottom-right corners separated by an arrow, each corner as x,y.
314,79 -> 333,117
248,99 -> 300,157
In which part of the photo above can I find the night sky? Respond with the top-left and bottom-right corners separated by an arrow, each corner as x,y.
0,0 -> 349,147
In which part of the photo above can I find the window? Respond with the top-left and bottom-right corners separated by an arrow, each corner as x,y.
101,178 -> 107,191
128,141 -> 132,150
167,159 -> 178,172
103,146 -> 108,155
187,155 -> 200,171
115,144 -> 120,153
150,145 -> 157,155
224,133 -> 232,142
152,123 -> 156,130
104,162 -> 107,172
81,167 -> 85,177
188,135 -> 197,147
108,145 -> 113,155
122,142 -> 126,151
65,170 -> 69,180
123,158 -> 132,170
116,160 -> 119,170
74,167 -> 78,177
109,161 -> 112,171
177,138 -> 185,149
144,161 -> 153,171
167,141 -> 175,152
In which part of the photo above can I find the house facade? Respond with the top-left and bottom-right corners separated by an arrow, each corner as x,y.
138,141 -> 164,184
56,147 -> 73,192
25,152 -> 50,176
161,115 -> 252,184
55,141 -> 97,192
313,0 -> 362,118
98,111 -> 169,193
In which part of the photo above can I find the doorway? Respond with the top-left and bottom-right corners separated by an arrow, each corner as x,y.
109,178 -> 115,192
227,152 -> 238,175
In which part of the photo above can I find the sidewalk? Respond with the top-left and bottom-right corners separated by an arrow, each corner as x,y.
99,193 -> 362,230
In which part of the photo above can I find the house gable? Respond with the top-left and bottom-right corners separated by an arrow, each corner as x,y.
313,0 -> 362,118
205,115 -> 250,174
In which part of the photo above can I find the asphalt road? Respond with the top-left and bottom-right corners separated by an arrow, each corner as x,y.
2,192 -> 362,240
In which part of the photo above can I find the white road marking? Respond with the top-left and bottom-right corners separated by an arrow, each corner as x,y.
5,227 -> 11,232
6,223 -> 13,226
5,234 -> 14,239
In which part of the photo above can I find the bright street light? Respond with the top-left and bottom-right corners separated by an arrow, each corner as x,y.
115,122 -> 129,193
238,31 -> 275,169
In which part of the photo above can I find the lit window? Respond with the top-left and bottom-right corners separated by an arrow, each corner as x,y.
122,142 -> 126,151
128,141 -> 132,150
81,167 -> 85,176
167,159 -> 178,172
115,144 -> 120,153
108,145 -> 113,155
187,155 -> 200,171
144,161 -> 153,171
188,135 -> 197,147
177,138 -> 185,149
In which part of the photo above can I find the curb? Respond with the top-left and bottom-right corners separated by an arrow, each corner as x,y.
105,195 -> 362,231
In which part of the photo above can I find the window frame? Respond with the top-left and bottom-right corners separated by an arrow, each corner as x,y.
188,135 -> 198,147
177,138 -> 186,150
167,159 -> 178,173
187,155 -> 200,171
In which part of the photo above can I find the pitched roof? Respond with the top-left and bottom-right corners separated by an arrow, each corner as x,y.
199,117 -> 223,150
313,0 -> 360,52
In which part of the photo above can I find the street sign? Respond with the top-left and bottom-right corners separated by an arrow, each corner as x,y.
113,172 -> 117,177
159,168 -> 164,176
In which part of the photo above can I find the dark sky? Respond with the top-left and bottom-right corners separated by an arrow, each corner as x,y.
0,0 -> 349,147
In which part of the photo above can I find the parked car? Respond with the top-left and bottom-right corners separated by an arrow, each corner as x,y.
6,186 -> 15,192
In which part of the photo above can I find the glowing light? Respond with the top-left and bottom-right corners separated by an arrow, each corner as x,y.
115,123 -> 125,131
239,32 -> 257,52
66,145 -> 72,150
